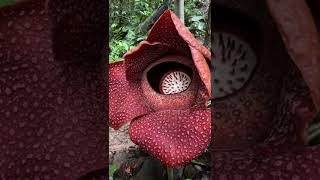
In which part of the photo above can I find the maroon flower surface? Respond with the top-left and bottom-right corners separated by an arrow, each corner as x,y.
212,0 -> 320,179
109,10 -> 211,167
0,0 -> 107,179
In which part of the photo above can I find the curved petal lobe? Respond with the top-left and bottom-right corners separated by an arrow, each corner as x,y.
189,46 -> 211,97
123,41 -> 170,82
267,0 -> 320,110
147,10 -> 211,60
129,108 -> 211,167
170,11 -> 211,60
146,10 -> 191,56
109,61 -> 151,129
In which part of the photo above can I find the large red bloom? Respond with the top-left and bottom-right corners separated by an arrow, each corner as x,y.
0,0 -> 107,179
212,1 -> 320,179
109,10 -> 211,167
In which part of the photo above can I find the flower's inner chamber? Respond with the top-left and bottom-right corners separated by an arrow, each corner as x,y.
147,61 -> 193,94
212,32 -> 257,98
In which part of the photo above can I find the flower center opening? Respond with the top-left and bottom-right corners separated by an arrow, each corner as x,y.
212,32 -> 257,98
147,61 -> 193,94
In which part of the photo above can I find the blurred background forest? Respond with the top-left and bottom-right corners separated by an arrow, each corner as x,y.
109,0 -> 210,63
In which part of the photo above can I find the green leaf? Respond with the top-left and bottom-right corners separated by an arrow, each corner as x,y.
190,16 -> 203,22
137,35 -> 147,42
111,23 -> 117,28
109,164 -> 118,178
197,22 -> 205,31
126,30 -> 136,40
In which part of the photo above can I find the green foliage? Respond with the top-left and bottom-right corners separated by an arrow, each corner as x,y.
184,0 -> 208,44
0,0 -> 15,7
109,0 -> 159,63
109,23 -> 147,63
109,0 -> 208,64
109,164 -> 118,180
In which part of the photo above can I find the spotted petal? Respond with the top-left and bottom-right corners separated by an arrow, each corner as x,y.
0,0 -> 107,178
109,61 -> 151,129
124,41 -> 171,82
213,146 -> 320,179
129,107 -> 211,167
147,10 -> 211,60
189,46 -> 211,97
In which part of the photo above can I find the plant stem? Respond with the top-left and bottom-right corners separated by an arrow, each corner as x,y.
167,166 -> 174,180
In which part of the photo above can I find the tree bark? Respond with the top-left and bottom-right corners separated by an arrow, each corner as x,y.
174,0 -> 184,23
204,2 -> 211,48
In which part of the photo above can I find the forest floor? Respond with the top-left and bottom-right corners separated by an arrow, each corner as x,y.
109,124 -> 138,167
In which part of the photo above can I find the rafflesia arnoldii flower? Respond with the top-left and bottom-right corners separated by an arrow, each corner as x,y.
0,0 -> 107,179
109,10 -> 211,167
213,1 -> 320,179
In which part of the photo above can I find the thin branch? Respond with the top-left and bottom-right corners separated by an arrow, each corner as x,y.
139,0 -> 170,34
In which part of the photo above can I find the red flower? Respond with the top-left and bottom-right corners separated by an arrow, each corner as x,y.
109,10 -> 211,167
0,0 -> 107,179
212,1 -> 320,179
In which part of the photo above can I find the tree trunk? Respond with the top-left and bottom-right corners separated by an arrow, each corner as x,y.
174,0 -> 184,23
204,2 -> 211,48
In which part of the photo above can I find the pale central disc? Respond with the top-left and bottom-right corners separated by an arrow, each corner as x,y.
160,71 -> 191,95
212,32 -> 257,98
